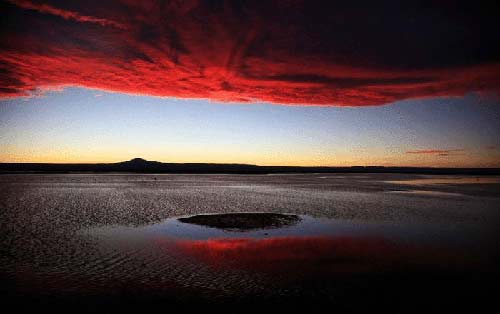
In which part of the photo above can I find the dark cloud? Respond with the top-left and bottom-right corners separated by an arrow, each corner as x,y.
4,0 -> 128,29
1,0 -> 499,105
406,149 -> 466,156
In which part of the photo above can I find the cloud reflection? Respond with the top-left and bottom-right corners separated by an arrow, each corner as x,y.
172,236 -> 461,276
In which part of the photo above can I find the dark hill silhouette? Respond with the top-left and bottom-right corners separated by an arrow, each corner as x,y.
0,158 -> 499,175
122,157 -> 150,165
116,158 -> 162,169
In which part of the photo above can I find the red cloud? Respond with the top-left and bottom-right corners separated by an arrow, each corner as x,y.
1,1 -> 500,105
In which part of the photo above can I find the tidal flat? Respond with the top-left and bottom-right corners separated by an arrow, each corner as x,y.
1,173 -> 499,312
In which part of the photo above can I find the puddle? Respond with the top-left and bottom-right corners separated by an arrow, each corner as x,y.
386,190 -> 465,197
385,176 -> 500,185
85,213 -> 493,278
87,213 -> 454,243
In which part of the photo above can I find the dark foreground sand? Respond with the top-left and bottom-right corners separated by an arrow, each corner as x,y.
1,173 -> 499,313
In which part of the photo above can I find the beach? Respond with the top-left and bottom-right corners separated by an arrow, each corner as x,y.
1,173 -> 499,312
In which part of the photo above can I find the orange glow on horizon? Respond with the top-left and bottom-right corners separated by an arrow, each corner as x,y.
1,146 -> 499,168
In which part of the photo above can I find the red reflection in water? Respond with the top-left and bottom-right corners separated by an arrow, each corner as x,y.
172,236 -> 422,275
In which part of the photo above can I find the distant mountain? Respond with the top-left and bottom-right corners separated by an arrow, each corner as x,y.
120,157 -> 150,165
0,158 -> 498,175
115,158 -> 163,168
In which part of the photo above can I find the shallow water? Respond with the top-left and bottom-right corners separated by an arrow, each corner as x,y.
1,173 -> 499,312
84,213 -> 496,280
385,175 -> 500,185
385,190 -> 465,197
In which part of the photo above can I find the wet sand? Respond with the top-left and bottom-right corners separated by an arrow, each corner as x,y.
1,173 -> 499,312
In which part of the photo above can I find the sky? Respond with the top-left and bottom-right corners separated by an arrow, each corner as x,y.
1,1 -> 500,167
2,88 -> 499,166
